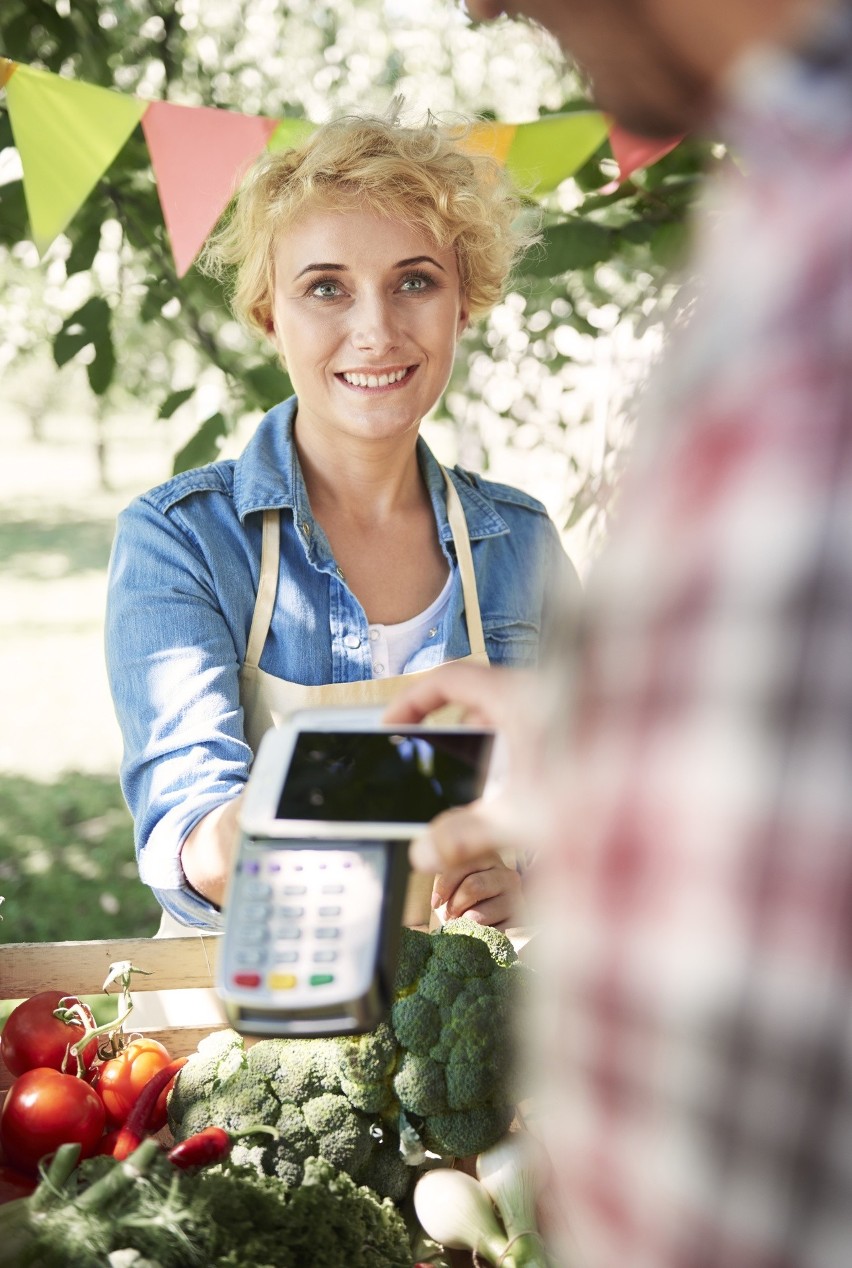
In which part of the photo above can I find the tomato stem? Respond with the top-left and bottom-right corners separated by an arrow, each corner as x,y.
68,1000 -> 136,1078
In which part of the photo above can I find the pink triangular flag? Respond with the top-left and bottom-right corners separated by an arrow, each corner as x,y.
142,101 -> 278,276
608,123 -> 683,184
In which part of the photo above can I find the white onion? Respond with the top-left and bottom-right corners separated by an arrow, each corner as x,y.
413,1167 -> 508,1262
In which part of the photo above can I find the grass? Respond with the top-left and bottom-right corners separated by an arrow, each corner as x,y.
0,770 -> 162,944
0,771 -> 162,1029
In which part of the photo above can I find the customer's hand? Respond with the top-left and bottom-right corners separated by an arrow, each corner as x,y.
386,664 -> 545,901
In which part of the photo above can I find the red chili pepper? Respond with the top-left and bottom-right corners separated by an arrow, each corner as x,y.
167,1124 -> 277,1170
112,1056 -> 188,1161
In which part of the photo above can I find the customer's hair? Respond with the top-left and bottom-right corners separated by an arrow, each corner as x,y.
200,111 -> 537,336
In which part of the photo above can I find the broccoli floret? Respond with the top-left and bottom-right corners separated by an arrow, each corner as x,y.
392,1050 -> 448,1117
337,1021 -> 397,1114
441,915 -> 519,967
429,927 -> 494,978
248,1034 -> 343,1100
421,1103 -> 516,1158
390,992 -> 442,1055
359,1136 -> 417,1204
302,1092 -> 375,1175
418,959 -> 465,1011
393,924 -> 434,991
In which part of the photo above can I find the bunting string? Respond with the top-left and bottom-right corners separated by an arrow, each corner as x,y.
0,56 -> 681,277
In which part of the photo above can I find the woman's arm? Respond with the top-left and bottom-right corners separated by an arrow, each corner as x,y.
106,496 -> 254,926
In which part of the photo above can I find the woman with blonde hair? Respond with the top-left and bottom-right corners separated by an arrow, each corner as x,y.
106,108 -> 579,947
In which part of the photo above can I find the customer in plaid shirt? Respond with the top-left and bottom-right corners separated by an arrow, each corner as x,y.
388,0 -> 852,1264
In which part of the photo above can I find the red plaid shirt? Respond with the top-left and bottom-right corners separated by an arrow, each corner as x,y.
530,7 -> 852,1265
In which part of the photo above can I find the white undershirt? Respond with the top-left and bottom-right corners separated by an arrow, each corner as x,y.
369,570 -> 453,677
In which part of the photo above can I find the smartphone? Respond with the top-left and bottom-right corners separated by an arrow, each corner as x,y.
216,707 -> 495,1038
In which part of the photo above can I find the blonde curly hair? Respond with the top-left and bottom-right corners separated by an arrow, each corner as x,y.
200,111 -> 536,337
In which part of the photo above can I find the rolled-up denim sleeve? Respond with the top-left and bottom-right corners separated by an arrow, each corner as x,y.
105,496 -> 251,929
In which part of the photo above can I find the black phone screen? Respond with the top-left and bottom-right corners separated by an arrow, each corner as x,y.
274,730 -> 494,824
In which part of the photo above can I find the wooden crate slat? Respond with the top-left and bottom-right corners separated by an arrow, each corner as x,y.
0,936 -> 220,1000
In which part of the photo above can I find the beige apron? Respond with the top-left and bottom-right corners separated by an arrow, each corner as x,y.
136,470 -> 488,1026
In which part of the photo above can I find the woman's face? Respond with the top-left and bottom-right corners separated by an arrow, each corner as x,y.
269,208 -> 469,450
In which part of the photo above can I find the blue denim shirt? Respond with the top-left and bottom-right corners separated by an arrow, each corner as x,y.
105,397 -> 577,928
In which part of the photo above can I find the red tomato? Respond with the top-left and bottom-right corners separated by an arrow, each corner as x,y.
0,1164 -> 37,1204
0,991 -> 98,1078
95,1038 -> 172,1127
0,1067 -> 106,1174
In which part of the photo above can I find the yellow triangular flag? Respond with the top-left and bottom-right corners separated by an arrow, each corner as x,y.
4,63 -> 147,253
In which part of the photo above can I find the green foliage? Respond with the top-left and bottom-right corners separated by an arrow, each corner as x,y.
0,770 -> 161,944
4,1147 -> 411,1268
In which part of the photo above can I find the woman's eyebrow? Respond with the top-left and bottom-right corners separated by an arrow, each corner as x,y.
294,262 -> 346,279
294,255 -> 447,280
397,255 -> 446,272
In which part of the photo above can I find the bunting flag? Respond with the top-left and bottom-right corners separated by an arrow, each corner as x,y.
0,57 -> 683,277
608,123 -> 682,184
505,111 -> 611,195
142,101 -> 279,278
2,60 -> 147,253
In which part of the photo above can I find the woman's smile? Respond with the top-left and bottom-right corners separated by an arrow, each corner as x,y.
337,365 -> 417,391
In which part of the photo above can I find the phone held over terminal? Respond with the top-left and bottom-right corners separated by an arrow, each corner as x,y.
216,707 -> 495,1039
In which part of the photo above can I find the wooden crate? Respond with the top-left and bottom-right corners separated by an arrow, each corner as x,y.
0,935 -> 224,1093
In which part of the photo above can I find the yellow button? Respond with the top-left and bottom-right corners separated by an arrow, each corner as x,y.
268,973 -> 298,991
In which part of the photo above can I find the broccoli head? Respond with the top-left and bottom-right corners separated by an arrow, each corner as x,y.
168,917 -> 528,1196
389,918 -> 525,1158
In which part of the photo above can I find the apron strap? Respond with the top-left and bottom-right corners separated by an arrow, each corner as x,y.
245,474 -> 486,669
244,508 -> 280,671
442,468 -> 487,659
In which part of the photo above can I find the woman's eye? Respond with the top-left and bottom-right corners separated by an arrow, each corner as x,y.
311,281 -> 342,299
400,273 -> 433,292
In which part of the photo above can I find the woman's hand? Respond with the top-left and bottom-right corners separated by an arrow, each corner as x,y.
180,793 -> 244,908
431,850 -> 526,929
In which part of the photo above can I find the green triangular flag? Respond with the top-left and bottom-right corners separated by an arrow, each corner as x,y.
4,63 -> 147,253
506,112 -> 610,195
267,117 -> 317,153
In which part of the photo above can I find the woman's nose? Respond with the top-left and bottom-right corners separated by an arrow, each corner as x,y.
351,293 -> 400,351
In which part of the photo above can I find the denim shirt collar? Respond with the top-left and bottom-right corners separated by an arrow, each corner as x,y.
232,395 -> 510,544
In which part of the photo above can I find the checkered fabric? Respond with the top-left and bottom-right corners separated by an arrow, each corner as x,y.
529,7 -> 852,1266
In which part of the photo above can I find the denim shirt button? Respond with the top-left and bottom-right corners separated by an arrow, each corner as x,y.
343,633 -> 361,649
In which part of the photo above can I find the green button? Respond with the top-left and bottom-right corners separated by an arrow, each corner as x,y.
310,973 -> 334,987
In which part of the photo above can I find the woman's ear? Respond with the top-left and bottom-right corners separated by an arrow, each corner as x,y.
457,298 -> 470,338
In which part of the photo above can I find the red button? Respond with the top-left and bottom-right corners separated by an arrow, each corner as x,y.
233,972 -> 261,988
